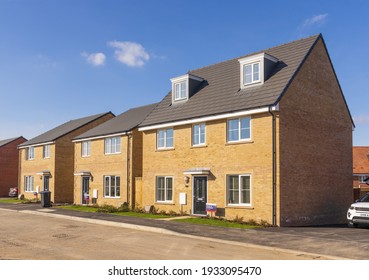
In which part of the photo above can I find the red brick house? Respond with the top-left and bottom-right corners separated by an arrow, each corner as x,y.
0,136 -> 27,197
353,146 -> 369,200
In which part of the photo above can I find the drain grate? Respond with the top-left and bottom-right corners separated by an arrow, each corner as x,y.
52,233 -> 69,239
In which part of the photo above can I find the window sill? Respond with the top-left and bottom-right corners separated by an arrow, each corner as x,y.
155,202 -> 175,205
225,140 -> 254,146
156,148 -> 175,152
191,145 -> 207,149
226,205 -> 254,210
104,152 -> 122,155
104,197 -> 121,199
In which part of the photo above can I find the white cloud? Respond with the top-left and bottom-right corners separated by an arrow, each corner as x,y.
108,41 -> 150,67
81,52 -> 106,66
302,14 -> 328,28
353,115 -> 369,125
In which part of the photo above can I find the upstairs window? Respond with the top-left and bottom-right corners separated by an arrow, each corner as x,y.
27,146 -> 34,160
227,117 -> 251,142
174,81 -> 187,101
82,141 -> 91,157
192,123 -> 206,146
171,74 -> 203,103
157,128 -> 174,149
243,62 -> 260,85
43,145 -> 50,158
239,53 -> 278,89
105,137 -> 121,154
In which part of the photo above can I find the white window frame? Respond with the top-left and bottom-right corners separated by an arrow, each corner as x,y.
227,116 -> 251,143
226,174 -> 251,206
157,128 -> 174,149
243,62 -> 260,85
192,123 -> 206,146
156,176 -> 173,203
359,175 -> 369,183
27,146 -> 34,160
104,137 -> 121,155
104,175 -> 121,198
24,176 -> 34,192
43,144 -> 50,159
82,141 -> 91,157
174,80 -> 187,101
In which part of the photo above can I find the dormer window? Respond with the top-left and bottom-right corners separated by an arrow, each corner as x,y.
171,74 -> 203,104
239,53 -> 278,89
244,62 -> 260,85
174,80 -> 187,101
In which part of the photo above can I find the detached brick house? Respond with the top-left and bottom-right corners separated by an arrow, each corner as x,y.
73,103 -> 157,207
18,112 -> 114,203
138,34 -> 353,226
353,146 -> 369,200
0,136 -> 27,197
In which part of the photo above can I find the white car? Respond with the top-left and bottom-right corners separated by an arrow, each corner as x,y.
347,192 -> 369,228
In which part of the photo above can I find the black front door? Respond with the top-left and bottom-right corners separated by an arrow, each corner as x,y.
43,176 -> 49,191
82,177 -> 90,205
193,176 -> 207,215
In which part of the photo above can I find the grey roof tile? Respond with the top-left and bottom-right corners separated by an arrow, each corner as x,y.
19,112 -> 114,147
0,136 -> 26,147
140,34 -> 320,127
74,103 -> 158,140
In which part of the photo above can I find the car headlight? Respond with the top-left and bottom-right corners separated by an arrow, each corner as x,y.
349,206 -> 354,210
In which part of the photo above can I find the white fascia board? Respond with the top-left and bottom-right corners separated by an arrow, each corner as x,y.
139,106 -> 278,131
170,74 -> 203,83
72,132 -> 128,143
238,52 -> 278,64
18,141 -> 55,149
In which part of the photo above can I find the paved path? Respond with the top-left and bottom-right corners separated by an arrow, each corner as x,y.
1,202 -> 368,259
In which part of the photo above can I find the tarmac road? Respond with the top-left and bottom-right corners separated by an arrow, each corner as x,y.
0,209 -> 326,260
1,201 -> 369,259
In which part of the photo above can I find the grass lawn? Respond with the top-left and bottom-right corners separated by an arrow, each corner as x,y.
0,198 -> 21,203
56,205 -> 171,219
174,217 -> 261,229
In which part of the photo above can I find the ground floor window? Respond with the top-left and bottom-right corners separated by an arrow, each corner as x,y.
156,176 -> 173,202
24,176 -> 34,192
104,175 -> 120,198
226,174 -> 251,206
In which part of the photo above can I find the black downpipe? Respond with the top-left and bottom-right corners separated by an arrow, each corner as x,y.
127,134 -> 132,207
269,107 -> 277,226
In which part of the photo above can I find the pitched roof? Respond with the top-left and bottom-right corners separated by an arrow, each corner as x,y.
0,136 -> 26,147
74,103 -> 158,140
19,112 -> 114,147
140,34 -> 321,127
353,147 -> 369,174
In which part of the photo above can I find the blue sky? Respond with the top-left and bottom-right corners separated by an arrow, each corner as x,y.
0,0 -> 368,145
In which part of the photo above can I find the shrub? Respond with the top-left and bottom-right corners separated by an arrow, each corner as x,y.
118,202 -> 130,212
233,215 -> 244,223
97,204 -> 118,213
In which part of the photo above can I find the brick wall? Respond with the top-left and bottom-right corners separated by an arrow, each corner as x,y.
74,135 -> 128,207
278,38 -> 353,226
19,144 -> 56,200
141,114 -> 275,224
0,137 -> 27,197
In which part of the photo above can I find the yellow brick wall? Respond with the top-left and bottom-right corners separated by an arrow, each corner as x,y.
19,144 -> 55,201
141,114 -> 275,224
74,135 -> 129,207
